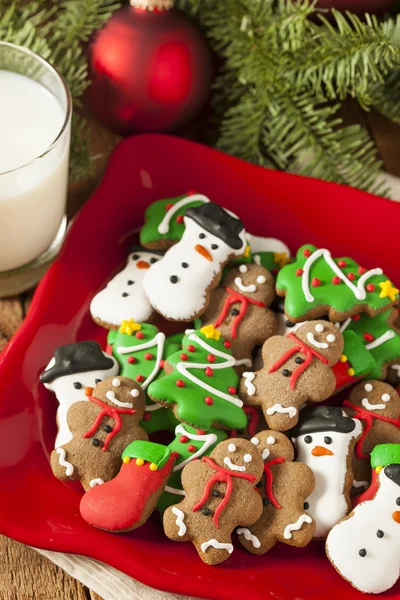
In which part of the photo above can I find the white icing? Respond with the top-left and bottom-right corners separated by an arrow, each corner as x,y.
266,436 -> 276,445
365,331 -> 395,350
327,334 -> 336,343
339,318 -> 352,333
243,454 -> 252,463
352,479 -> 369,489
171,507 -> 187,536
130,389 -> 140,398
165,485 -> 186,496
306,332 -> 328,349
105,390 -> 133,409
239,265 -> 248,273
112,378 -> 121,387
56,448 -> 74,476
89,478 -> 104,487
228,443 -> 236,452
391,365 -> 400,375
257,275 -> 266,284
266,404 -> 297,419
117,332 -> 166,391
247,233 -> 290,256
302,248 -> 383,303
144,401 -> 163,412
143,217 -> 247,320
234,277 -> 257,293
293,421 -> 362,538
251,437 -> 259,445
237,528 -> 261,549
242,371 -> 256,396
173,424 -> 218,472
157,194 -> 210,235
362,397 -> 386,411
90,250 -> 161,326
326,469 -> 400,594
283,514 -> 313,540
262,449 -> 270,460
382,393 -> 391,402
200,539 -> 234,554
223,456 -> 246,472
315,324 -> 325,333
364,383 -> 373,392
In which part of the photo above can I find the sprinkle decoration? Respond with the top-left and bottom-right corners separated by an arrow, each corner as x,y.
127,357 -> 136,364
332,276 -> 341,285
311,277 -> 321,287
366,284 -> 375,292
136,331 -> 144,339
188,445 -> 196,452
180,435 -> 189,443
180,353 -> 189,361
187,345 -> 195,352
136,375 -> 145,383
205,367 -> 213,377
144,353 -> 153,360
296,269 -> 304,277
207,354 -> 216,363
176,215 -> 184,224
224,340 -> 231,348
176,380 -> 185,387
205,396 -> 214,405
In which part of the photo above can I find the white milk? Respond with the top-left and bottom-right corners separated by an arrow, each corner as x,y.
0,71 -> 70,272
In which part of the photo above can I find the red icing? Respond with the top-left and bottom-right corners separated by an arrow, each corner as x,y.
347,272 -> 355,281
127,357 -> 136,364
269,332 -> 328,390
352,469 -> 379,507
176,380 -> 185,388
332,276 -> 341,285
366,283 -> 375,292
187,445 -> 196,453
159,360 -> 165,368
205,367 -> 213,377
296,269 -> 304,277
176,215 -> 184,224
207,354 -> 216,363
204,396 -> 213,405
83,396 -> 136,452
180,353 -> 188,361
136,332 -> 144,339
352,314 -> 361,321
136,375 -> 145,383
303,249 -> 311,257
213,287 -> 266,340
196,430 -> 206,435
143,412 -> 152,421
311,277 -> 321,287
358,266 -> 367,275
244,406 -> 260,437
144,353 -> 153,360
187,345 -> 195,352
224,340 -> 231,348
165,203 -> 174,210
264,457 -> 285,509
337,260 -> 347,268
193,456 -> 256,528
180,435 -> 189,443
228,386 -> 236,395
364,333 -> 375,343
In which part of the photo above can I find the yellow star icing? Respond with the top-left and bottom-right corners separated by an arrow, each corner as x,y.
200,325 -> 221,340
119,319 -> 142,335
273,252 -> 290,268
379,280 -> 399,302
243,244 -> 251,258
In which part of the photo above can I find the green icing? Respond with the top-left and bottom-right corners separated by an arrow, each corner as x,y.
276,244 -> 398,320
140,194 -> 209,246
122,440 -> 171,468
253,251 -> 290,274
342,330 -> 377,377
343,309 -> 400,379
148,328 -> 247,430
371,444 -> 400,469
157,423 -> 227,514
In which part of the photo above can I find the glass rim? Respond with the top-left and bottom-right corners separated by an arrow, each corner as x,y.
0,41 -> 72,177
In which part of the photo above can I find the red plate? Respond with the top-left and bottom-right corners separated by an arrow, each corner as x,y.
1,135 -> 399,600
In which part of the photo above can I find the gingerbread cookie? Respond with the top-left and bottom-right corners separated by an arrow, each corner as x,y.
50,377 -> 148,490
148,326 -> 249,431
40,341 -> 119,448
276,244 -> 399,323
143,203 -> 247,321
291,406 -> 362,539
80,440 -> 177,532
239,321 -> 344,431
90,247 -> 163,329
200,263 -> 277,366
163,438 -> 264,565
237,431 -> 315,555
140,192 -> 211,250
326,463 -> 400,594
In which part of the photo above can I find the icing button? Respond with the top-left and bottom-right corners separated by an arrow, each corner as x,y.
202,508 -> 212,516
304,501 -> 309,510
122,292 -> 129,297
231,309 -> 240,316
170,275 -> 178,284
92,439 -> 101,447
359,548 -> 367,557
103,425 -> 113,433
295,357 -> 304,364
377,530 -> 384,538
282,369 -> 291,377
212,490 -> 222,497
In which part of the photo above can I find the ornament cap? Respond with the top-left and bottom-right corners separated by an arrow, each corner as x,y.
130,0 -> 173,9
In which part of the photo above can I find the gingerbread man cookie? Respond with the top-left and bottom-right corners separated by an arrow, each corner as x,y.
237,431 -> 315,555
239,321 -> 344,431
200,263 -> 277,366
50,376 -> 148,490
163,438 -> 264,565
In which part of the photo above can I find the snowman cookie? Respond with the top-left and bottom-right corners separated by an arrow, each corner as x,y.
143,203 -> 247,321
326,463 -> 400,594
40,341 -> 119,448
200,263 -> 277,367
90,247 -> 163,330
291,406 -> 362,539
239,321 -> 344,431
238,431 -> 315,555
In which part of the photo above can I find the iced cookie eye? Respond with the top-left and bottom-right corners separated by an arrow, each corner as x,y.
211,244 -> 218,250
382,393 -> 391,402
150,258 -> 158,264
324,436 -> 332,444
250,437 -> 260,445
257,275 -> 266,284
364,383 -> 373,392
132,254 -> 140,260
243,454 -> 252,463
327,334 -> 336,343
73,382 -> 82,389
315,324 -> 324,333
305,435 -> 312,444
199,233 -> 206,239
228,443 -> 236,453
266,436 -> 276,445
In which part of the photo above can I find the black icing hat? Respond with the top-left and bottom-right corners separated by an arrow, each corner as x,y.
129,245 -> 164,256
384,464 -> 400,487
40,341 -> 114,384
291,406 -> 356,437
185,203 -> 245,250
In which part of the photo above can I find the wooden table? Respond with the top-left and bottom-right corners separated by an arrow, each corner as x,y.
1,104 -> 400,599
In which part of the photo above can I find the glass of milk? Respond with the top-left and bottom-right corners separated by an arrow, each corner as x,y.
0,42 -> 72,296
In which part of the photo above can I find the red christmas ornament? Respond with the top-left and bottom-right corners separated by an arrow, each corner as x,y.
87,0 -> 213,135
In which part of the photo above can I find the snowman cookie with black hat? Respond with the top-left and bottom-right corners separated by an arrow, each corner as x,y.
291,405 -> 362,539
90,247 -> 163,330
40,341 -> 118,448
143,202 -> 247,321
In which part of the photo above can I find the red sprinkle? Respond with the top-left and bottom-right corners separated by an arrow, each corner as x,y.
144,353 -> 153,360
207,354 -> 216,363
296,269 -> 304,277
358,267 -> 367,275
205,396 -> 214,405
127,356 -> 136,364
176,215 -> 184,224
165,203 -> 174,210
187,345 -> 195,352
364,333 -> 375,343
180,353 -> 188,361
338,260 -> 347,268
303,249 -> 311,257
179,435 -> 189,443
205,367 -> 213,377
159,360 -> 165,368
143,413 -> 152,421
224,340 -> 231,349
332,276 -> 341,285
136,375 -> 145,383
187,445 -> 196,453
352,314 -> 361,321
196,429 -> 206,435
366,283 -> 375,292
136,331 -> 144,339
311,277 -> 321,287
176,380 -> 185,388
228,387 -> 237,394
187,189 -> 196,196
347,272 -> 355,281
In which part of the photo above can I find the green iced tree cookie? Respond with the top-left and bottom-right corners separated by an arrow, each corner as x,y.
157,423 -> 227,514
371,444 -> 400,469
108,320 -> 183,434
276,244 -> 399,323
148,325 -> 248,431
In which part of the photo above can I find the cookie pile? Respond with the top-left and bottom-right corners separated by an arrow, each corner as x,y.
40,194 -> 400,594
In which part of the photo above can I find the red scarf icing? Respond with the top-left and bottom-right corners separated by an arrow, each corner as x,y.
269,332 -> 329,390
214,287 -> 266,339
230,406 -> 260,438
83,396 -> 136,452
263,457 -> 285,509
193,456 -> 256,528
343,399 -> 400,459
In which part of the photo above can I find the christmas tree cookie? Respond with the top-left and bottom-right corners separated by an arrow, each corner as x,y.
108,320 -> 182,434
276,244 -> 399,323
157,423 -> 227,514
140,192 -> 211,250
148,326 -> 249,431
248,233 -> 291,276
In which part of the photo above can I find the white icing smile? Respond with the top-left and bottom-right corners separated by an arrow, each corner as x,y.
223,456 -> 246,472
234,277 -> 257,293
306,332 -> 329,349
361,396 -> 389,411
266,404 -> 297,418
105,390 -> 133,409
